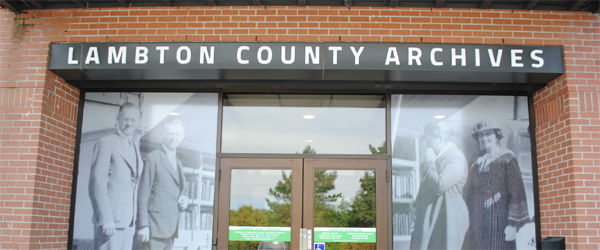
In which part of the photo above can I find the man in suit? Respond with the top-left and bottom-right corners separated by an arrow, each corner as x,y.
137,119 -> 189,250
89,102 -> 144,250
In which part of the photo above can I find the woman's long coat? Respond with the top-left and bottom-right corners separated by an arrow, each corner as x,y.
410,145 -> 470,250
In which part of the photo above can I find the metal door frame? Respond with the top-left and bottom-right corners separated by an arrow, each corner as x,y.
217,157 -> 388,250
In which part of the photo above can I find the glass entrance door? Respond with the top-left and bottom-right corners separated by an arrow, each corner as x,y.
217,158 -> 388,250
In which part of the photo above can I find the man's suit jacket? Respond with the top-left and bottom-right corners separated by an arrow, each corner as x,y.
89,132 -> 143,229
137,147 -> 186,239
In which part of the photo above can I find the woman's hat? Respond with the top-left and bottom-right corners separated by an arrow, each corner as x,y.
472,120 -> 503,135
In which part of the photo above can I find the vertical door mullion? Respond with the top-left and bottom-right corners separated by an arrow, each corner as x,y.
291,158 -> 303,250
303,160 -> 315,234
216,158 -> 231,250
375,160 -> 388,250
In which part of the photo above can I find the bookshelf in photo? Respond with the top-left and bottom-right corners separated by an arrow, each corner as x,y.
392,135 -> 420,247
175,151 -> 216,250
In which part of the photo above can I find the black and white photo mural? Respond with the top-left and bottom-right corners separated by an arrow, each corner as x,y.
71,92 -> 218,250
391,95 -> 537,250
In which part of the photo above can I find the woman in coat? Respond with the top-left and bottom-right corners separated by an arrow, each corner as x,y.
462,121 -> 531,250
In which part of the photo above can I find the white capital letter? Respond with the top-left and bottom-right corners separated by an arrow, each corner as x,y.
475,48 -> 480,67
108,46 -> 127,64
305,46 -> 320,64
531,50 -> 544,68
328,46 -> 342,65
451,48 -> 466,66
408,47 -> 422,66
200,46 -> 214,64
155,46 -> 169,64
68,47 -> 79,65
511,49 -> 523,67
135,46 -> 148,64
431,48 -> 443,66
281,46 -> 295,65
176,46 -> 191,64
350,46 -> 364,65
257,46 -> 272,64
488,49 -> 503,67
85,47 -> 100,65
237,46 -> 249,64
385,47 -> 400,65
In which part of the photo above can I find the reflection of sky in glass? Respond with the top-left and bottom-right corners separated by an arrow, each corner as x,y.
323,170 -> 374,206
230,169 -> 292,210
222,106 -> 385,154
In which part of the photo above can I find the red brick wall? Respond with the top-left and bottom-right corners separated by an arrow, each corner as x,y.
1,5 -> 598,250
1,8 -> 81,250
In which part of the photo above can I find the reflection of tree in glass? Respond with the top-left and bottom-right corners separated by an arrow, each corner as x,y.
230,205 -> 268,227
296,145 -> 317,154
315,171 -> 377,250
349,171 -> 376,227
229,205 -> 268,250
314,170 -> 344,227
303,145 -> 317,154
266,171 -> 293,227
230,167 -> 377,250
368,140 -> 386,155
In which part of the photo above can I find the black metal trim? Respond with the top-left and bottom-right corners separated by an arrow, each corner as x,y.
71,0 -> 86,9
2,0 -> 598,12
586,1 -> 600,13
66,92 -> 87,250
480,0 -> 492,8
212,90 -> 224,245
385,90 -> 393,249
66,79 -> 552,95
117,0 -> 129,7
569,0 -> 586,11
434,0 -> 445,8
30,0 -> 45,9
525,0 -> 540,10
528,94 -> 543,250
0,0 -> 19,12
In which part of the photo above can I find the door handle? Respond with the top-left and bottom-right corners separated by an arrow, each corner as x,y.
299,228 -> 312,250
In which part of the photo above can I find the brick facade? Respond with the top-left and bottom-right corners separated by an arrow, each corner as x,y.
1,5 -> 598,250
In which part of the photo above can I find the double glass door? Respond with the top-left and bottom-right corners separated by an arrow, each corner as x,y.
217,158 -> 388,250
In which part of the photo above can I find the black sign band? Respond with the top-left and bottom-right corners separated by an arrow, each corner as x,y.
49,42 -> 563,84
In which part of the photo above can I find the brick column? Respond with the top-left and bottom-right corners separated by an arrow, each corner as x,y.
534,17 -> 600,249
1,8 -> 79,250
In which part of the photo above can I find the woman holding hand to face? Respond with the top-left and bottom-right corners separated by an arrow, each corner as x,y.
462,121 -> 531,250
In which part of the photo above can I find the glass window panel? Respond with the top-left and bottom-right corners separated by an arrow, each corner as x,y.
229,169 -> 293,250
390,94 -> 536,250
313,170 -> 376,250
222,94 -> 386,154
72,92 -> 218,250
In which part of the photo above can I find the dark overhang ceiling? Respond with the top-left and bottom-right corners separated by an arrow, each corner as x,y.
1,0 -> 598,13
